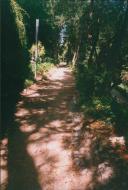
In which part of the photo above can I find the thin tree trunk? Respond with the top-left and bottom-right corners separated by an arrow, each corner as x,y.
72,45 -> 80,66
88,26 -> 100,64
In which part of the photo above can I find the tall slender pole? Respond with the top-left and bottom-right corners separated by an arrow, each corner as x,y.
35,19 -> 39,79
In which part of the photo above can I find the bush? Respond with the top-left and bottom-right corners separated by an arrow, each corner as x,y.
76,62 -> 95,100
36,62 -> 54,75
81,96 -> 115,123
44,57 -> 55,64
24,79 -> 33,88
29,41 -> 45,63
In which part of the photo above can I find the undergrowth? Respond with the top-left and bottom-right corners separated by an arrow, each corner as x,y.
75,63 -> 128,139
24,59 -> 55,88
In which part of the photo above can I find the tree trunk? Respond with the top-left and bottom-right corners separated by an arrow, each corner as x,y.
108,1 -> 128,69
72,45 -> 80,66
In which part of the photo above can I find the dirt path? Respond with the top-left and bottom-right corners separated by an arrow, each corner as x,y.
1,67 -> 128,190
7,67 -> 90,190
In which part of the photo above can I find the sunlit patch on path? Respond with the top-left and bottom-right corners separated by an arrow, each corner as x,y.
0,138 -> 8,190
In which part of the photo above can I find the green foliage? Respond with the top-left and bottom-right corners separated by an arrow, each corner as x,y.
111,99 -> 128,135
36,62 -> 54,76
117,66 -> 128,98
10,0 -> 28,48
44,57 -> 55,64
81,96 -> 115,124
118,83 -> 128,95
76,62 -> 112,100
121,67 -> 128,86
29,41 -> 45,62
24,79 -> 33,88
59,42 -> 68,62
24,60 -> 54,88
76,63 -> 94,99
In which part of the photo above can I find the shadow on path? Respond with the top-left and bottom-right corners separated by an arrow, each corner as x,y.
1,67 -> 127,190
6,67 -> 85,190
